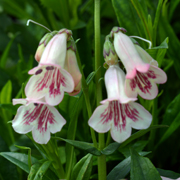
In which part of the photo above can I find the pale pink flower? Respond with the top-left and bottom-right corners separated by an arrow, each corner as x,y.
113,30 -> 167,100
113,31 -> 150,79
88,65 -> 152,143
64,48 -> 82,96
12,98 -> 66,144
25,32 -> 74,106
125,45 -> 167,100
125,65 -> 167,100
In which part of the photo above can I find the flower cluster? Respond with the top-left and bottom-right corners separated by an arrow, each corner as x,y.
12,29 -> 82,144
88,27 -> 167,143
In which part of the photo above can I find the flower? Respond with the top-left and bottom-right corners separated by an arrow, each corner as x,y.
35,31 -> 58,62
125,65 -> 167,100
64,40 -> 82,96
12,98 -> 66,144
112,27 -> 167,100
113,28 -> 150,79
88,65 -> 152,143
125,44 -> 167,100
25,31 -> 74,106
103,36 -> 118,66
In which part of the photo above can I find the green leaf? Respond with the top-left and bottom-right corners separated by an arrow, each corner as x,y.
0,80 -> 12,104
107,156 -> 131,180
40,0 -> 70,28
120,141 -> 148,158
0,136 -> 18,180
119,125 -> 168,149
107,151 -> 151,180
0,35 -> 16,68
34,161 -> 52,180
111,0 -> 144,38
158,93 -> 180,144
28,162 -> 41,180
28,160 -> 55,180
54,137 -> 101,156
0,152 -> 38,173
0,103 -> 17,114
130,0 -> 150,40
157,168 -> 180,179
159,17 -> 180,78
146,37 -> 168,60
0,80 -> 14,145
130,148 -> 161,180
71,154 -> 93,180
153,0 -> 163,45
14,145 -> 32,170
103,126 -> 166,156
101,142 -> 120,155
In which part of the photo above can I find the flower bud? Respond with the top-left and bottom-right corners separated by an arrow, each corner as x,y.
64,39 -> 82,96
35,31 -> 58,62
110,26 -> 127,38
103,37 -> 118,65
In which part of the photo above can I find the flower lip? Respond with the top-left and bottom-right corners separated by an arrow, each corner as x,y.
25,65 -> 74,106
12,98 -> 66,144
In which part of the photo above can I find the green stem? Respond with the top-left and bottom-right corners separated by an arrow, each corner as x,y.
105,131 -> 111,146
76,51 -> 98,148
42,140 -> 65,179
148,98 -> 158,150
94,0 -> 107,179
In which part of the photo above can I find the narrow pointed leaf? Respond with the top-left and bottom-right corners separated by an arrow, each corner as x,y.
130,148 -> 161,180
0,152 -> 38,173
71,154 -> 93,180
107,156 -> 131,180
14,145 -> 32,169
34,161 -> 52,180
119,125 -> 168,149
54,137 -> 101,156
107,151 -> 151,180
159,93 -> 180,145
157,168 -> 180,179
101,142 -> 120,155
0,35 -> 17,68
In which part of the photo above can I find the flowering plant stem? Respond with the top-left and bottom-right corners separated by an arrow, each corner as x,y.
76,51 -> 98,148
42,140 -> 65,179
94,0 -> 107,179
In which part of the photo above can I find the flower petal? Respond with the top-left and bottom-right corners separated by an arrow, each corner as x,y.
32,126 -> 50,144
125,66 -> 166,99
13,99 -> 28,105
47,105 -> 66,133
126,102 -> 152,129
150,65 -> 167,84
12,103 -> 38,134
13,102 -> 66,144
135,45 -> 158,67
111,120 -> 132,143
88,103 -> 111,133
60,68 -> 74,93
25,66 -> 74,106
